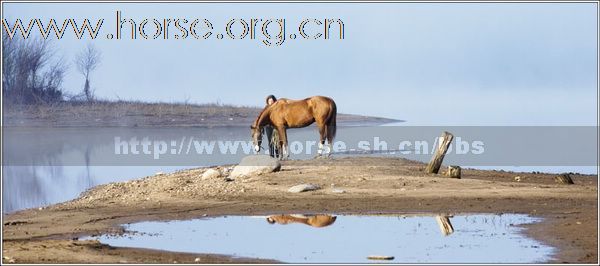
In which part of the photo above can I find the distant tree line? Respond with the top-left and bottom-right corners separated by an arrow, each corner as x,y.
2,33 -> 101,106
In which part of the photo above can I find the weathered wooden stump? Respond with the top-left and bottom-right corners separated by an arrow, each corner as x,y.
435,215 -> 454,236
554,173 -> 574,184
447,165 -> 461,179
425,131 -> 454,174
367,255 -> 395,260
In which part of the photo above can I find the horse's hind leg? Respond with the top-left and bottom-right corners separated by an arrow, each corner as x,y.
324,126 -> 333,158
323,124 -> 334,158
315,124 -> 327,158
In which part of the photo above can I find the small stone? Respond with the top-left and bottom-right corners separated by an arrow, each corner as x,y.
224,177 -> 235,182
576,221 -> 582,225
288,184 -> 321,193
514,176 -> 521,182
229,155 -> 281,178
201,168 -> 221,180
155,172 -> 165,175
331,188 -> 346,193
194,258 -> 201,262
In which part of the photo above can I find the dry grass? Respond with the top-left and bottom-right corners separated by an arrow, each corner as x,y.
3,100 -> 398,127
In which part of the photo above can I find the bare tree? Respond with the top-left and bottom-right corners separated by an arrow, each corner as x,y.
75,43 -> 101,102
2,34 -> 65,105
2,33 -> 17,93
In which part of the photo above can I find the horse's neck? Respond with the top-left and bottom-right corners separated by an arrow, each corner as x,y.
257,107 -> 272,127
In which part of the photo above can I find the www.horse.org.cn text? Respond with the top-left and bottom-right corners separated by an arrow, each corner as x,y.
2,11 -> 345,47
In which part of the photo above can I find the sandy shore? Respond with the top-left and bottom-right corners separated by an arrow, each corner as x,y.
2,157 -> 597,263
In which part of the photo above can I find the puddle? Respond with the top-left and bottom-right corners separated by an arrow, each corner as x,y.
88,213 -> 554,263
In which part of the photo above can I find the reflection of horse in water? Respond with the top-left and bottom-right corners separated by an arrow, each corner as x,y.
266,214 -> 337,228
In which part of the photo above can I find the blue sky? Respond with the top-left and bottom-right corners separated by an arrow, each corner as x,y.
2,2 -> 598,125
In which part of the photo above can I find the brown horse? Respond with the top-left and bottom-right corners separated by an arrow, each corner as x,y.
251,95 -> 337,159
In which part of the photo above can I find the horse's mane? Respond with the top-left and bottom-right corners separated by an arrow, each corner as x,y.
253,99 -> 290,127
253,104 -> 272,128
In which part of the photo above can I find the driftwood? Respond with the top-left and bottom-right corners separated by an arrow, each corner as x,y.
435,215 -> 454,236
367,255 -> 394,260
554,173 -> 574,184
447,165 -> 461,179
425,131 -> 454,174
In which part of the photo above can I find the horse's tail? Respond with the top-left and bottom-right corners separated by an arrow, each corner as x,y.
327,100 -> 337,142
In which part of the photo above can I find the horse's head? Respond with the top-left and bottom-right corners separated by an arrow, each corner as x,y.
250,124 -> 262,153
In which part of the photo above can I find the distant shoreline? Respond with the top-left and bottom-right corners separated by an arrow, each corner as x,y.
2,100 -> 402,128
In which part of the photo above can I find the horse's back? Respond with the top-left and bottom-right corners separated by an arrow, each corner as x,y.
275,96 -> 334,106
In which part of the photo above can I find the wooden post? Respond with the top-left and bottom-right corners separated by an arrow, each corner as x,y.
447,166 -> 461,179
435,215 -> 454,236
425,131 -> 454,174
555,173 -> 574,184
367,255 -> 395,261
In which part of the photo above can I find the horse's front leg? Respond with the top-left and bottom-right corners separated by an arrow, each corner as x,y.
282,144 -> 289,160
278,127 -> 290,160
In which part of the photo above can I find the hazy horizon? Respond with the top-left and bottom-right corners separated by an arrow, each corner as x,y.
2,2 -> 598,125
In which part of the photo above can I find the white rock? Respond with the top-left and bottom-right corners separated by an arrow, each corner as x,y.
229,155 -> 281,178
331,188 -> 346,193
201,168 -> 221,180
288,183 -> 321,193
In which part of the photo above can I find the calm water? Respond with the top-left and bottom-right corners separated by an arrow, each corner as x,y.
3,125 -> 595,213
1,126 -> 322,213
88,213 -> 554,263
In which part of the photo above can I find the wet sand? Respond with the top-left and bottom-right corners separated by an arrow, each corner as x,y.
2,157 -> 597,263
